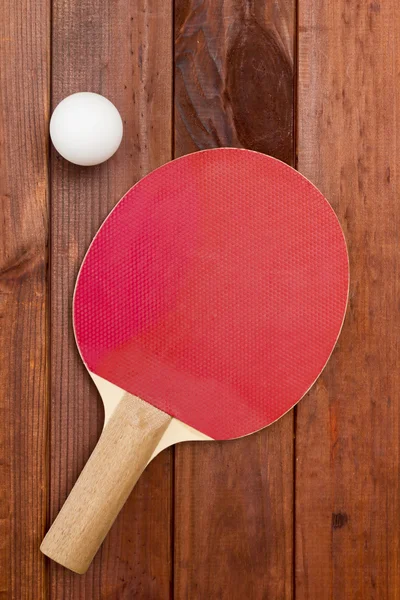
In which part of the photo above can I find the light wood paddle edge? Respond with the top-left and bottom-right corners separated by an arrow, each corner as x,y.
91,373 -> 213,459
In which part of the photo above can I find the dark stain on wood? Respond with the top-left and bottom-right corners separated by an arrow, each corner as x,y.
332,512 -> 349,529
369,2 -> 381,13
175,5 -> 240,152
226,20 -> 293,163
175,0 -> 294,161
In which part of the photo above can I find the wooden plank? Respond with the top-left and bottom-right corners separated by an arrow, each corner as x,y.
0,0 -> 50,598
296,1 -> 400,598
174,1 -> 295,598
49,0 -> 172,597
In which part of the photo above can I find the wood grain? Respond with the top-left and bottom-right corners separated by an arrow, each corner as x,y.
0,0 -> 49,598
2,0 -> 400,596
174,1 -> 295,597
296,1 -> 400,598
49,0 -> 172,597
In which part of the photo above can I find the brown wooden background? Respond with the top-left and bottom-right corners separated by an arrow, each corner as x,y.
1,0 -> 399,598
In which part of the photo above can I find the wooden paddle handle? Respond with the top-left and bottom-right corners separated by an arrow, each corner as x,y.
40,393 -> 171,574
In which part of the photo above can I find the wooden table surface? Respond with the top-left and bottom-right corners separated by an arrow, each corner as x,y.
1,0 -> 399,598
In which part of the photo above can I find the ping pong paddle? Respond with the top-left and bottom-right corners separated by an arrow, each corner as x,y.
41,148 -> 349,573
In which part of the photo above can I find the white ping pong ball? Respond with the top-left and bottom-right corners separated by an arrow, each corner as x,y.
50,92 -> 123,166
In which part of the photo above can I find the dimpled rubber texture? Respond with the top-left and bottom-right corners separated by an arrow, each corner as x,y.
74,148 -> 349,440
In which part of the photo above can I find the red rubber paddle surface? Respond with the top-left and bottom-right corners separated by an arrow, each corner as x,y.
74,149 -> 349,440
